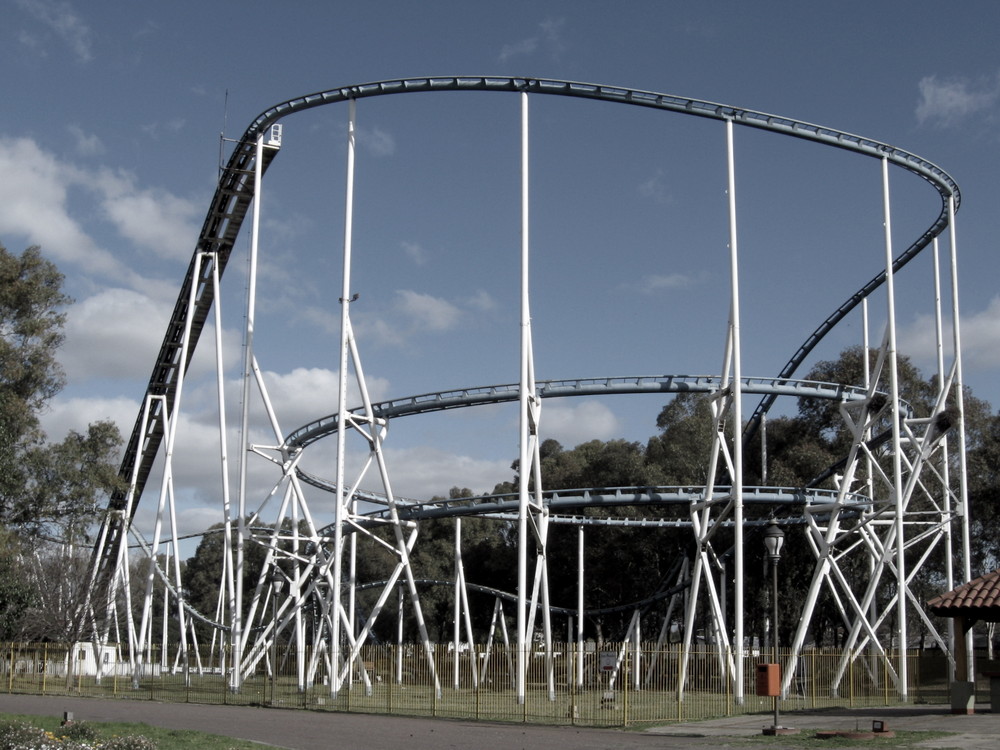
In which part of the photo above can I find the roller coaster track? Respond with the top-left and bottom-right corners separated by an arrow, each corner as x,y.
97,77 -> 959,577
312,483 -> 871,526
284,374 -> 885,450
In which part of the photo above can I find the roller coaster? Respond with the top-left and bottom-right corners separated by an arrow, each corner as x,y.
86,78 -> 970,708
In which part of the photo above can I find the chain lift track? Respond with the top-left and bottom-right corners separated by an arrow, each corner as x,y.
88,78 -> 969,706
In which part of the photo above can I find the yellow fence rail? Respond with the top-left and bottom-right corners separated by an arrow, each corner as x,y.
0,641 -> 962,726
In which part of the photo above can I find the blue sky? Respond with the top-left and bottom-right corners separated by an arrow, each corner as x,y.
3,0 -> 999,542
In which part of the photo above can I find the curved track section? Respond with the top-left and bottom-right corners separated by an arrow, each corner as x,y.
336,485 -> 870,525
285,374 -> 881,451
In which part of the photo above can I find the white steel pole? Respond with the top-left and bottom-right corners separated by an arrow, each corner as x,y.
396,586 -> 404,685
210,256 -> 236,677
862,298 -> 878,667
333,97 -> 358,694
516,89 -> 530,705
932,237 -> 958,676
233,132 -> 265,689
947,196 -> 973,680
881,157 -> 908,699
454,517 -> 462,690
932,239 -> 955,583
577,525 -> 584,687
725,118 -> 745,703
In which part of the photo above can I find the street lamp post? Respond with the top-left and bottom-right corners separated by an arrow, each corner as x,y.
763,521 -> 785,731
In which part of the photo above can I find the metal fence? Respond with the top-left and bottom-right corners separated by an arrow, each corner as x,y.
1,641 -> 968,726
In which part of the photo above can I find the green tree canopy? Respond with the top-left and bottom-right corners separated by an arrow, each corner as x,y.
0,243 -> 125,640
0,244 -> 70,520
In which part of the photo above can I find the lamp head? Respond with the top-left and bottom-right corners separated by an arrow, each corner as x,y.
763,520 -> 785,562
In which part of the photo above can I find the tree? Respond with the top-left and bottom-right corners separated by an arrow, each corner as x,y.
797,345 -> 934,451
0,244 -> 70,522
963,404 -> 1000,570
646,393 -> 716,484
17,421 -> 125,540
0,530 -> 35,639
0,243 -> 125,641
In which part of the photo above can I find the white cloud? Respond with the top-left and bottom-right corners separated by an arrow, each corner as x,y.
60,288 -> 171,380
67,125 -> 104,156
299,305 -> 339,335
498,17 -> 566,63
394,289 -> 463,332
93,168 -> 199,261
499,37 -> 538,64
17,29 -> 44,56
898,296 -> 1000,375
0,136 -> 142,283
539,401 -> 622,447
465,289 -> 497,312
960,297 -> 1000,369
916,74 -> 1000,128
260,367 -> 343,426
350,288 -> 492,346
401,240 -> 427,265
641,273 -> 694,293
381,445 -> 511,498
0,136 -> 199,284
638,168 -> 672,205
539,17 -> 567,57
258,367 -> 392,431
15,0 -> 93,62
39,394 -> 139,443
0,137 -> 98,263
358,125 -> 395,157
141,118 -> 187,140
364,317 -> 404,346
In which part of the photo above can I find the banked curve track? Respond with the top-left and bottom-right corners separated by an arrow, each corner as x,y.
96,77 -> 960,576
283,374 -> 889,451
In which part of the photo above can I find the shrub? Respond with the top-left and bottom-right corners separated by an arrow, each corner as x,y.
0,720 -> 55,750
0,720 -> 157,750
60,722 -> 99,742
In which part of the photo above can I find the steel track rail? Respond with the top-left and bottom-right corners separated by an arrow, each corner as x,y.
296,477 -> 870,527
285,374 -> 884,450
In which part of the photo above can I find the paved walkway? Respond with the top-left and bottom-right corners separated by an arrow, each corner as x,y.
1,694 -> 995,749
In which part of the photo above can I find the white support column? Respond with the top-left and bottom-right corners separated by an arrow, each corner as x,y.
333,98 -> 359,693
516,88 -> 532,705
233,132 -> 266,690
881,156 -> 908,699
725,118 -> 745,703
947,196 -> 973,681
209,254 -> 236,680
932,239 -> 958,666
396,586 -> 404,685
454,518 -> 462,690
577,525 -> 584,687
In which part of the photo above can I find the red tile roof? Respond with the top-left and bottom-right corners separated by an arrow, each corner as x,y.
927,569 -> 1000,622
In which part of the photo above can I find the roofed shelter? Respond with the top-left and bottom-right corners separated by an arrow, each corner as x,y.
927,569 -> 1000,713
